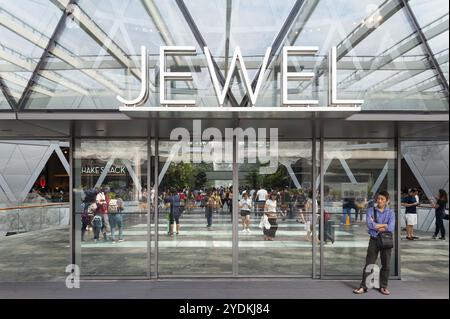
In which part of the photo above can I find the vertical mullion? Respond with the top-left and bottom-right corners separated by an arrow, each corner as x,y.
396,126 -> 402,279
154,136 -> 159,279
232,135 -> 239,276
319,136 -> 324,279
147,123 -> 152,279
311,121 -> 317,278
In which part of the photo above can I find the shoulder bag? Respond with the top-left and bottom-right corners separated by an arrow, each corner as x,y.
373,209 -> 393,250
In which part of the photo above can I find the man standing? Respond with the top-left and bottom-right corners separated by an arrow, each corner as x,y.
401,188 -> 420,240
353,190 -> 395,295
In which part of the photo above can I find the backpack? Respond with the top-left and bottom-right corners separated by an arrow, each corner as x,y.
109,199 -> 119,214
91,215 -> 103,228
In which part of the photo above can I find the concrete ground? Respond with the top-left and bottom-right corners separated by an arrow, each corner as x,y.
0,209 -> 448,299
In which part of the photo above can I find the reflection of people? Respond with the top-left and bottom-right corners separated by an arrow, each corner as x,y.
263,192 -> 278,241
342,197 -> 357,225
96,187 -> 110,241
205,191 -> 215,229
81,188 -> 97,242
401,188 -> 420,240
302,190 -> 317,242
239,191 -> 253,233
431,189 -> 448,240
353,190 -> 395,296
110,196 -> 125,243
165,189 -> 182,237
256,186 -> 268,215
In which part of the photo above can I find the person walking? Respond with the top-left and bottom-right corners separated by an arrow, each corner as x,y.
239,191 -> 253,233
431,189 -> 448,240
353,190 -> 395,296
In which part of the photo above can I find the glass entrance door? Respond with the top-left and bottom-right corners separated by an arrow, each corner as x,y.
74,139 -> 149,277
237,140 -> 315,276
156,140 -> 233,276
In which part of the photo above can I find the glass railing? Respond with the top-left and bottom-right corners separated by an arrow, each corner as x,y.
0,203 -> 70,237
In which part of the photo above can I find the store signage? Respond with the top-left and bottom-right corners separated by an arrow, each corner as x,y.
81,165 -> 126,175
117,46 -> 364,108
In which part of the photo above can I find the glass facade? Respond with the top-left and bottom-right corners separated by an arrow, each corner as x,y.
0,1 -> 448,282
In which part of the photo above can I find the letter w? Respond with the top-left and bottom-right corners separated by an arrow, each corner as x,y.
204,46 -> 271,107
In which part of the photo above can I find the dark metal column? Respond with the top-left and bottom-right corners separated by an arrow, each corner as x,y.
175,0 -> 239,107
396,125 -> 402,279
154,135 -> 159,279
401,0 -> 449,100
147,120 -> 152,279
17,0 -> 78,111
239,0 -> 307,106
312,120 -> 317,278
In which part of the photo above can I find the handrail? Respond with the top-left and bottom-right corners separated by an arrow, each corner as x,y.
0,202 -> 69,212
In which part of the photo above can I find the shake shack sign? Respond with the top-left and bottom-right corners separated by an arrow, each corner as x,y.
82,165 -> 126,175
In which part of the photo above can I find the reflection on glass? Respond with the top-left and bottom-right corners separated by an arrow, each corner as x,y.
74,140 -> 148,277
157,140 -> 233,275
322,140 -> 397,277
238,140 -> 313,275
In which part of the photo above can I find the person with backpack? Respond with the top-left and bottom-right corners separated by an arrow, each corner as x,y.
109,195 -> 125,243
96,187 -> 110,241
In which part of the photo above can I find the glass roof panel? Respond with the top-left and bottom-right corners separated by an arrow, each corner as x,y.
0,0 -> 62,38
0,0 -> 445,111
409,0 -> 449,28
78,0 -> 165,55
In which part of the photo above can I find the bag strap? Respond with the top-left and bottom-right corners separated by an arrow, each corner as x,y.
373,208 -> 378,224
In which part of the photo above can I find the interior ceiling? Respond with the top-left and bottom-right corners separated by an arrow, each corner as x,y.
0,119 -> 447,140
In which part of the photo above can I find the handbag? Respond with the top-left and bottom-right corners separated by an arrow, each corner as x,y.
373,209 -> 393,250
259,214 -> 271,230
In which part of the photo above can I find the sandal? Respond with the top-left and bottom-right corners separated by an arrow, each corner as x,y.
379,287 -> 391,295
353,287 -> 368,294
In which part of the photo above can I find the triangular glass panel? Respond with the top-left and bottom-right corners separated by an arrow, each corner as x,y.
0,1 -> 62,104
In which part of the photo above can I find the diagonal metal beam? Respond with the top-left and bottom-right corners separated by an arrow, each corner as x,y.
140,0 -> 194,90
296,0 -> 406,94
19,144 -> 58,202
49,0 -> 154,90
8,1 -> 77,111
401,0 -> 449,100
369,52 -> 449,93
0,76 -> 17,111
0,172 -> 17,202
175,0 -> 239,107
0,45 -> 89,95
224,0 -> 232,78
339,14 -> 449,90
240,0 -> 309,107
0,5 -> 123,108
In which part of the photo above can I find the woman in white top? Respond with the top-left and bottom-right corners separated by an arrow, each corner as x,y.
303,189 -> 318,242
239,191 -> 253,233
263,192 -> 279,241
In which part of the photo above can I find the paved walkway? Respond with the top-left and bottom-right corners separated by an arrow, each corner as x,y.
0,278 -> 447,299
